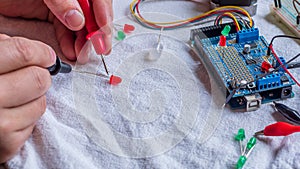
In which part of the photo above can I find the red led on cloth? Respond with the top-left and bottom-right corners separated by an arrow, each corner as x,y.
123,24 -> 135,34
109,75 -> 122,85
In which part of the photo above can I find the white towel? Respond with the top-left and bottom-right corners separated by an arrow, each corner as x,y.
1,0 -> 300,168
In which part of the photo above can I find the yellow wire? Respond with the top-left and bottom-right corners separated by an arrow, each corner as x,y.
130,0 -> 253,27
220,12 -> 241,30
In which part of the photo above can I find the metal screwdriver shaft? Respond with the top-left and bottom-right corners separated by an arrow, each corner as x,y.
101,54 -> 109,75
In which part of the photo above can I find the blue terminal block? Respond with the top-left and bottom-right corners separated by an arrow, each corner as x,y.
236,28 -> 259,43
277,57 -> 287,72
257,74 -> 282,90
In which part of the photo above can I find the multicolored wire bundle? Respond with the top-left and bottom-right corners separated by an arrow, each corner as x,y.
130,0 -> 254,30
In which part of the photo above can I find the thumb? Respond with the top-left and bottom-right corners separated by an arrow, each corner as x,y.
44,0 -> 85,31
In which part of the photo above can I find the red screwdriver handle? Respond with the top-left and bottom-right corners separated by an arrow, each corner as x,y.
78,0 -> 106,54
264,122 -> 300,136
78,0 -> 99,37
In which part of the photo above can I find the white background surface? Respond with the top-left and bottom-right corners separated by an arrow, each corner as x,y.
0,0 -> 300,168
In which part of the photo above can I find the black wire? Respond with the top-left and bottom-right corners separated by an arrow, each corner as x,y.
293,0 -> 300,14
270,35 -> 300,45
267,35 -> 300,55
284,53 -> 300,66
274,0 -> 278,7
293,0 -> 300,24
278,0 -> 282,8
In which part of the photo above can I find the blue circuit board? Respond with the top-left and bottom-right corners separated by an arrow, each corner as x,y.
191,25 -> 296,111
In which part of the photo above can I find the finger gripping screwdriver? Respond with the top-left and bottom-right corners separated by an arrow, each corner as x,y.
78,0 -> 109,75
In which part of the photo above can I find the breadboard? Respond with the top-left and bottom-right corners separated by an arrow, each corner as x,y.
271,1 -> 300,37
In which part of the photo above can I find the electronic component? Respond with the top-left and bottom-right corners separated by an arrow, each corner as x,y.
271,0 -> 300,37
110,75 -> 122,85
236,137 -> 256,169
257,73 -> 281,90
191,24 -> 296,111
261,61 -> 274,72
147,28 -> 164,61
280,75 -> 290,83
236,28 -> 259,43
244,93 -> 262,111
243,44 -> 251,54
235,129 -> 246,154
281,86 -> 293,99
190,22 -> 237,40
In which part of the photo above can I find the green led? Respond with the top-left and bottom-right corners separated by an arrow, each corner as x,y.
116,31 -> 126,41
235,129 -> 245,141
246,137 -> 256,150
221,25 -> 231,36
236,155 -> 247,169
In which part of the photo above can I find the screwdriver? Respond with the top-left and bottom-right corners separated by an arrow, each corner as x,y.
78,0 -> 109,76
47,56 -> 72,76
255,122 -> 300,136
273,102 -> 300,125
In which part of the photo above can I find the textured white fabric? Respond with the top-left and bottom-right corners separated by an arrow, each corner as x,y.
0,0 -> 299,168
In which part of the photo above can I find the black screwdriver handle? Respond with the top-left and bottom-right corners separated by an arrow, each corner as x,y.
274,102 -> 300,125
47,56 -> 72,76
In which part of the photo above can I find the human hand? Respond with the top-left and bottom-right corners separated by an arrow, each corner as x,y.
0,0 -> 113,64
0,34 -> 55,163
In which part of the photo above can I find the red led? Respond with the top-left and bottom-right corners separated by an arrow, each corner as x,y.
109,75 -> 122,85
219,35 -> 227,47
261,61 -> 273,72
123,24 -> 135,34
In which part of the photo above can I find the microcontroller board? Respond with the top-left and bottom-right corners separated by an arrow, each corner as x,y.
191,23 -> 296,111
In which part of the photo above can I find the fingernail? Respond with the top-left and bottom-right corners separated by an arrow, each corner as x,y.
65,10 -> 84,30
49,47 -> 56,63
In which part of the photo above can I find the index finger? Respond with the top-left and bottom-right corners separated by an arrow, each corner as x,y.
0,36 -> 56,74
92,0 -> 113,55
